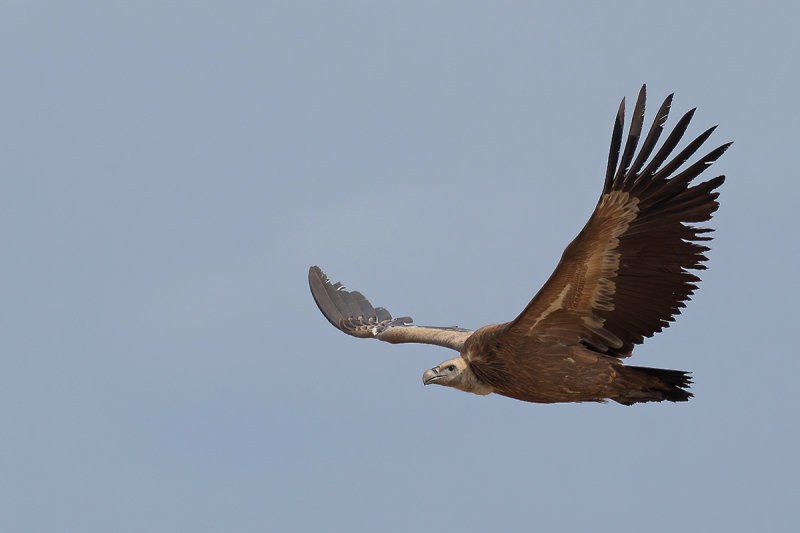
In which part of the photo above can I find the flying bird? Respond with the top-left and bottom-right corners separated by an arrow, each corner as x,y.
309,86 -> 729,405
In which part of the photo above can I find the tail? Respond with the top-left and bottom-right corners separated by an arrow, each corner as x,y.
613,365 -> 693,405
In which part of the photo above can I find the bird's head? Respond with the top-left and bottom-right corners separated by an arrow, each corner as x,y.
422,357 -> 492,395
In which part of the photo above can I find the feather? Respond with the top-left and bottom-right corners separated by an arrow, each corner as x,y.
308,266 -> 472,350
308,88 -> 729,406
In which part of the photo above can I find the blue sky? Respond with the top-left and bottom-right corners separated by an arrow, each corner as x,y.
1,2 -> 798,532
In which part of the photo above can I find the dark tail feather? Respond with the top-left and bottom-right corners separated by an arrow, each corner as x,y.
614,365 -> 693,405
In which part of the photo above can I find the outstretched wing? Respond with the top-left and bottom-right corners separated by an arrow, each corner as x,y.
308,266 -> 472,351
502,85 -> 729,358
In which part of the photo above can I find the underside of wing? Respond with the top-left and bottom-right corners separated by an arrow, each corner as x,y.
308,266 -> 472,351
504,85 -> 729,358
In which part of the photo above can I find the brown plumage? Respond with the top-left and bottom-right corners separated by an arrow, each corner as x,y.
309,86 -> 729,405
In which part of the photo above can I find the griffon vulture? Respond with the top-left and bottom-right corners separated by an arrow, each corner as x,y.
309,86 -> 729,405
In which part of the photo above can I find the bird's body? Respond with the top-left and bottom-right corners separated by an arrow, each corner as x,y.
458,324 -> 690,404
309,86 -> 729,405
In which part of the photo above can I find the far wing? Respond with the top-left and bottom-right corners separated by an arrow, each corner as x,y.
501,85 -> 729,358
308,266 -> 472,352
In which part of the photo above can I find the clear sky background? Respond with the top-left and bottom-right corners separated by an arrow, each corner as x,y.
2,2 -> 798,532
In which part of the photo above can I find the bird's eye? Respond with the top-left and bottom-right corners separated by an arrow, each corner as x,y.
447,365 -> 456,372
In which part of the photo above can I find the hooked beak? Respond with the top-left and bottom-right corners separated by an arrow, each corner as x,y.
422,367 -> 441,385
